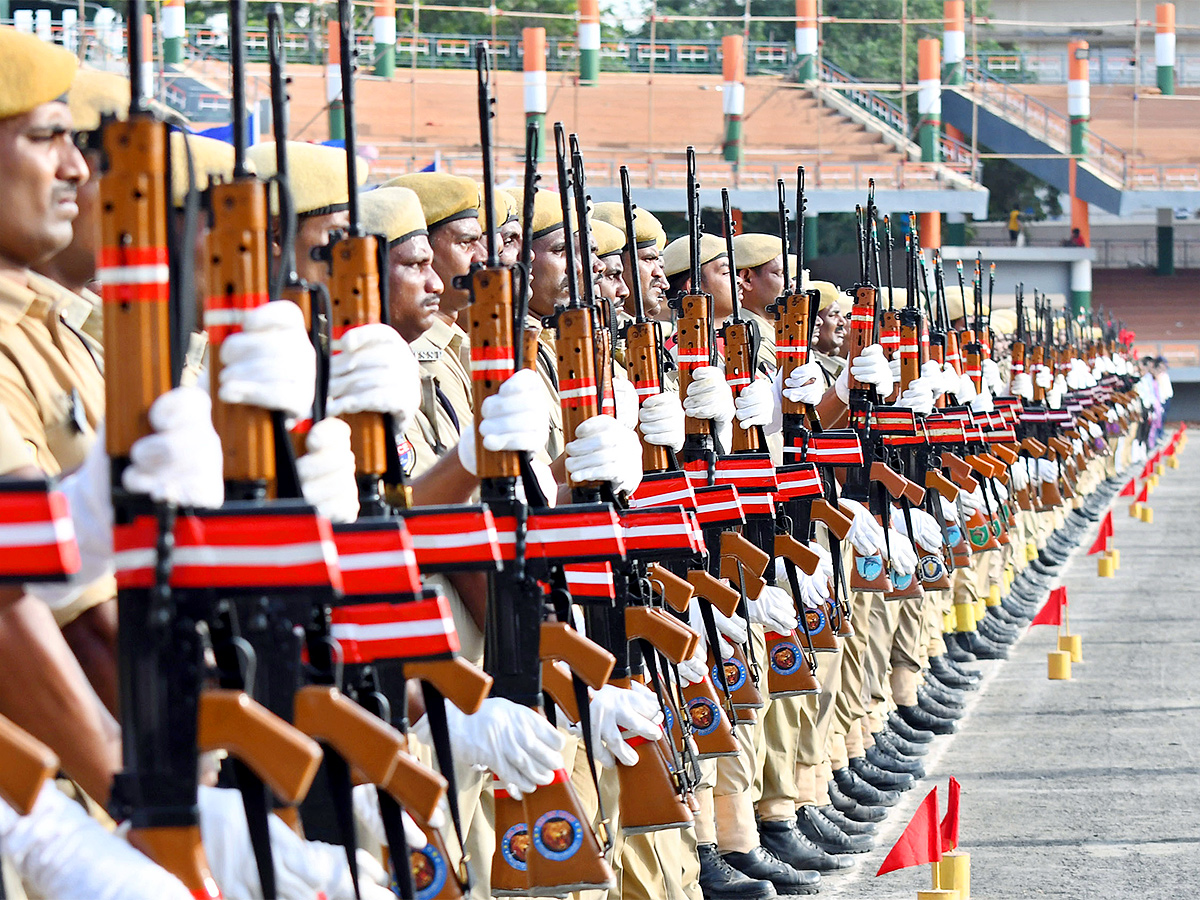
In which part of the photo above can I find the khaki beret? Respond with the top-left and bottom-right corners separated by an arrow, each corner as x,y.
67,68 -> 129,133
592,202 -> 666,251
385,173 -> 479,230
592,219 -> 626,258
0,28 -> 77,121
732,233 -> 783,271
513,189 -> 578,241
943,285 -> 967,323
989,307 -> 1018,336
358,187 -> 428,247
495,188 -> 519,226
246,141 -> 367,217
802,279 -> 842,312
170,132 -> 242,208
662,233 -> 726,279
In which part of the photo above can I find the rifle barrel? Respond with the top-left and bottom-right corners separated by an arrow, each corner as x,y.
337,0 -> 360,233
721,188 -> 741,323
476,42 -> 499,268
230,0 -> 249,175
620,165 -> 646,323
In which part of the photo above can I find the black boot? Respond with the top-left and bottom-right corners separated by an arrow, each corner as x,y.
929,655 -> 980,690
796,804 -> 874,854
722,846 -> 819,896
828,778 -> 888,822
944,633 -> 978,663
977,615 -> 1019,643
832,766 -> 901,807
950,630 -> 1009,660
943,655 -> 982,679
849,755 -> 915,790
921,676 -> 967,709
698,843 -> 777,900
819,803 -> 879,835
887,710 -> 934,744
988,604 -> 1028,626
876,728 -> 928,760
866,743 -> 925,778
897,703 -> 957,735
917,689 -> 965,721
759,819 -> 855,872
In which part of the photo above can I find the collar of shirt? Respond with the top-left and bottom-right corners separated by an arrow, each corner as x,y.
412,315 -> 461,362
0,271 -> 39,328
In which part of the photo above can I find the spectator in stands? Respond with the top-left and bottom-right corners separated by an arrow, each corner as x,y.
1155,357 -> 1174,425
1065,228 -> 1085,247
1007,207 -> 1021,244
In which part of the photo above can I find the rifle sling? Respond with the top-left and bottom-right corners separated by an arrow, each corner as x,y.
231,758 -> 277,899
377,789 -> 415,900
323,749 -> 362,900
419,682 -> 470,892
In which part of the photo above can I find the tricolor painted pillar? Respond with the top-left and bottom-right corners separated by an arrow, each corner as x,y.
795,0 -> 817,82
1070,257 -> 1092,316
140,14 -> 154,100
942,0 -> 965,85
1157,207 -> 1175,275
524,27 -> 547,159
579,0 -> 600,86
1068,40 -> 1090,158
326,20 -> 344,141
918,39 -> 942,163
722,34 -> 746,165
804,214 -> 819,260
34,8 -> 50,40
61,9 -> 78,52
374,0 -> 396,77
162,0 -> 185,64
1156,3 -> 1175,95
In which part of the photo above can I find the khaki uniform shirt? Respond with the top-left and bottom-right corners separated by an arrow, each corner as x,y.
0,272 -> 112,624
530,316 -> 565,462
747,309 -> 777,378
813,349 -> 845,387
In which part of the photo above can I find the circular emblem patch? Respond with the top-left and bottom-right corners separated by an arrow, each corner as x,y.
856,553 -> 884,581
500,823 -> 530,872
687,696 -> 722,736
969,525 -> 990,548
397,438 -> 417,476
411,842 -> 448,900
713,656 -> 747,692
532,810 -> 584,862
663,702 -> 675,736
770,641 -> 803,675
919,554 -> 946,581
946,524 -> 963,547
803,607 -> 826,635
891,570 -> 913,590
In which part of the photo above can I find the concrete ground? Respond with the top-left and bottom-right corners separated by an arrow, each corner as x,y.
823,436 -> 1199,899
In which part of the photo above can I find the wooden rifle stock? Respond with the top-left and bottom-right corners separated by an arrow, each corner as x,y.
553,306 -> 604,488
647,564 -> 695,613
402,658 -> 493,716
0,715 -> 58,816
685,570 -> 740,618
291,685 -> 404,788
625,606 -> 699,665
811,499 -> 854,540
774,534 -> 819,576
380,752 -> 449,828
538,621 -> 616,690
466,266 -> 522,479
942,453 -> 979,493
676,293 -> 714,441
197,689 -> 322,805
924,470 -> 959,502
723,321 -> 763,452
844,285 -> 878,393
625,322 -> 671,472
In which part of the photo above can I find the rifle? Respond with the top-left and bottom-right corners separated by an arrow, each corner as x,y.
461,52 -> 617,895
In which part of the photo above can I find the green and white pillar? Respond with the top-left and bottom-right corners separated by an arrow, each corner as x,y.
1070,257 -> 1092,316
162,0 -> 185,64
139,14 -> 154,100
918,38 -> 942,164
795,0 -> 817,82
1156,3 -> 1175,95
722,34 -> 745,165
524,27 -> 547,159
1068,40 -> 1090,158
374,0 -> 396,78
579,0 -> 600,86
1157,208 -> 1175,276
804,214 -> 819,261
326,20 -> 344,141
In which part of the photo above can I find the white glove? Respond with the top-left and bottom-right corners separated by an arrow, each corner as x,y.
957,372 -> 978,404
734,377 -> 776,428
683,366 -> 735,423
894,506 -> 942,550
920,360 -> 946,397
296,418 -> 359,523
218,302 -> 316,421
1047,374 -> 1067,409
0,783 -> 192,900
199,786 -> 393,900
458,369 -> 551,474
327,324 -> 420,431
1072,437 -> 1084,454
780,362 -> 825,405
123,387 -> 225,508
941,362 -> 960,396
564,415 -> 644,494
970,385 -> 994,412
638,391 -> 685,452
612,376 -> 640,431
1066,358 -> 1093,390
27,391 -> 224,609
896,377 -> 935,415
583,682 -> 665,768
677,639 -> 709,685
888,355 -> 902,381
959,488 -> 986,514
413,696 -> 567,801
993,480 -> 1010,503
797,568 -> 829,611
938,493 -> 960,525
747,583 -> 798,634
1036,459 -> 1059,482
886,528 -> 917,576
807,539 -> 834,588
1034,367 -> 1053,389
1010,459 -> 1029,491
686,600 -> 744,659
839,497 -> 884,556
834,344 -> 894,402
1011,372 -> 1034,400
981,358 -> 1004,394
351,783 -> 431,850
1087,421 -> 1102,440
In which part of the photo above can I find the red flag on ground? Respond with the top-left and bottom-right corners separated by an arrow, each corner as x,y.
1140,460 -> 1154,480
876,787 -> 941,876
1087,511 -> 1114,555
1136,482 -> 1150,504
941,777 -> 961,853
1030,586 -> 1066,627
1118,479 -> 1137,497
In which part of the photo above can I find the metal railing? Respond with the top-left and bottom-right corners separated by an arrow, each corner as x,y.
967,237 -> 1200,269
969,49 -> 1200,86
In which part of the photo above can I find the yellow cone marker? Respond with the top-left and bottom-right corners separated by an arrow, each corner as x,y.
1097,552 -> 1115,578
1048,649 -> 1072,679
1109,547 -> 1120,569
1058,633 -> 1083,662
1129,501 -> 1143,518
1140,506 -> 1154,524
1026,541 -> 1038,562
919,891 -> 960,900
1169,455 -> 1179,469
936,850 -> 971,900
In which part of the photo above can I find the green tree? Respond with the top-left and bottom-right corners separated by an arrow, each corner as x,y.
982,156 -> 1062,221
